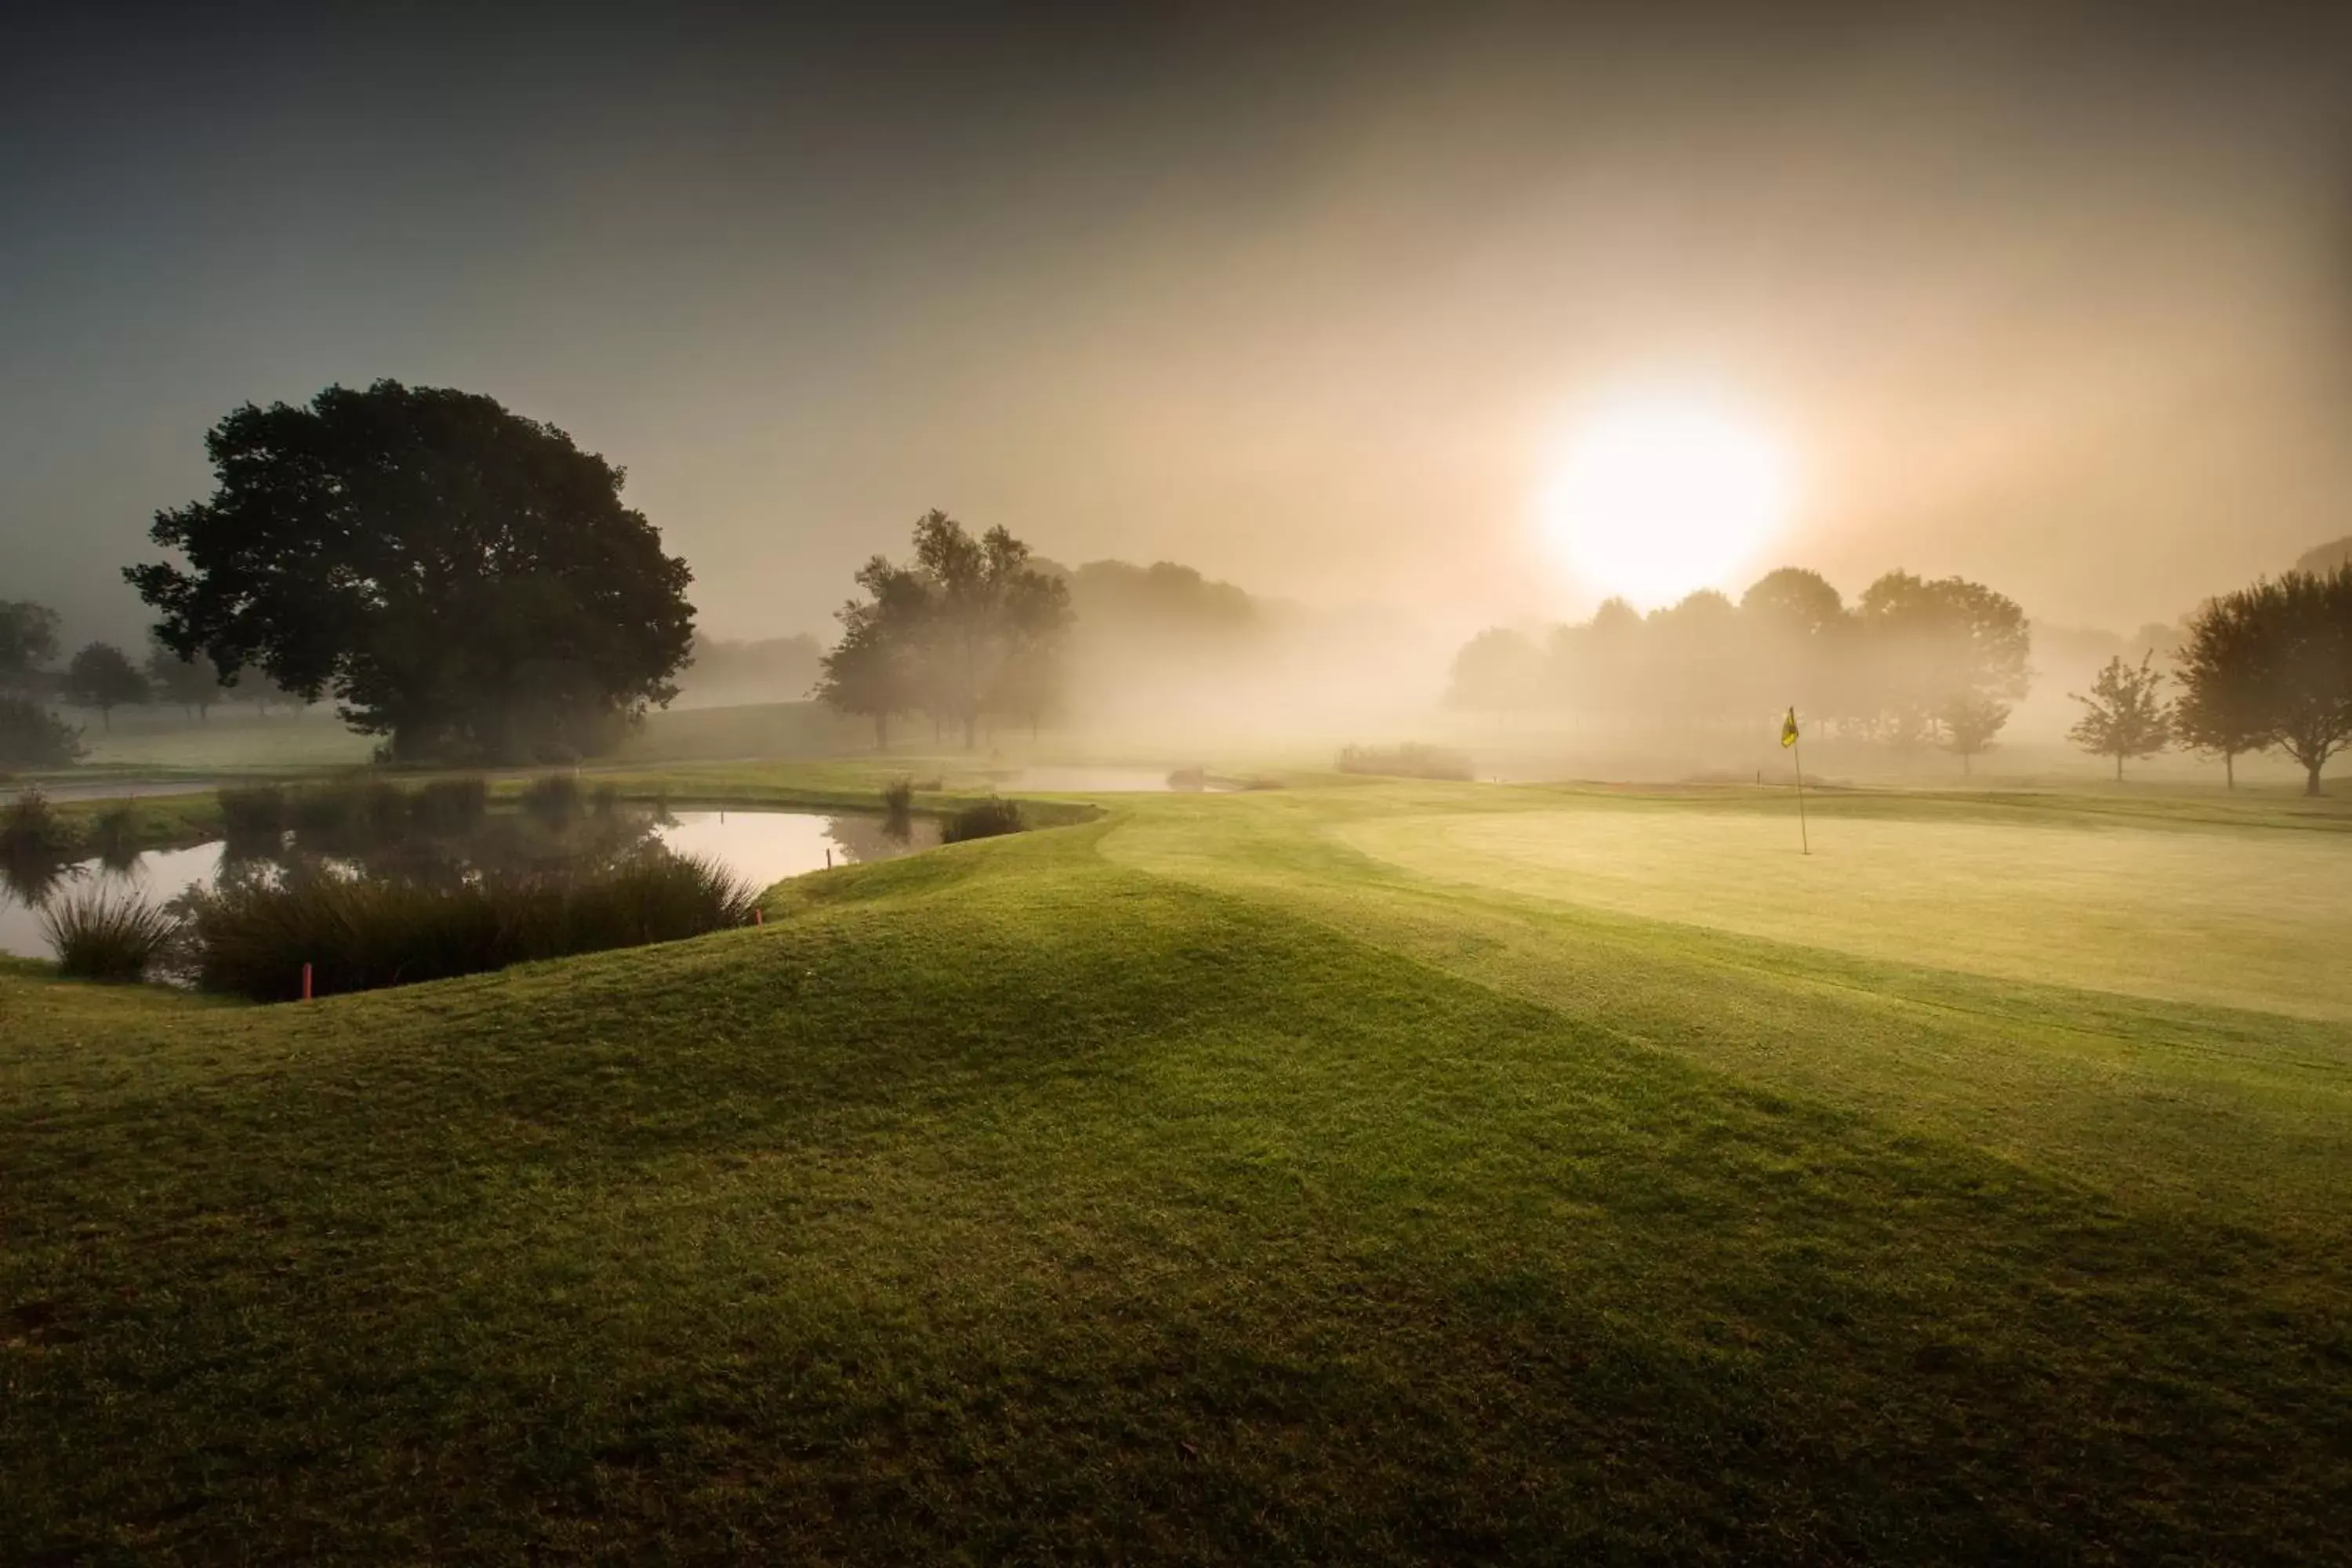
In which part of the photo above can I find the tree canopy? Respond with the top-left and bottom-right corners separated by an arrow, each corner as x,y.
2068,652 -> 2171,779
1443,567 -> 2028,764
125,380 -> 695,763
817,512 -> 1070,748
64,641 -> 149,729
2176,567 -> 2352,795
145,637 -> 229,721
0,600 -> 61,693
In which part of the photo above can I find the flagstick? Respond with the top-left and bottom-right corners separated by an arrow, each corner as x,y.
1792,725 -> 1810,856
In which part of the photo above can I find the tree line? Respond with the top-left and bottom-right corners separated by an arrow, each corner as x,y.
2,598 -> 315,767
2072,563 -> 2352,793
815,510 -> 1071,747
1446,568 -> 2031,771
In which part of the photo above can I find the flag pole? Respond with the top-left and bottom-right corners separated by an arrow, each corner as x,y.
1792,717 -> 1810,856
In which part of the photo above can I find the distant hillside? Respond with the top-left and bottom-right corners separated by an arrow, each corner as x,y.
2294,535 -> 2352,575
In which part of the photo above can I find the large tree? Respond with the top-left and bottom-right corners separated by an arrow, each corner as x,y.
2182,568 -> 2352,796
0,600 -> 61,694
1853,572 -> 2030,750
818,512 -> 1069,750
2069,652 -> 2171,780
1445,627 -> 1547,722
126,381 -> 695,763
64,641 -> 149,731
2172,593 -> 2270,789
815,558 -> 927,749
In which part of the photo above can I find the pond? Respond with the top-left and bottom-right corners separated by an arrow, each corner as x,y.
0,807 -> 939,963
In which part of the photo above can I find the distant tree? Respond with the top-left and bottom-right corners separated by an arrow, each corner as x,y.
676,633 -> 825,706
2184,568 -> 2352,796
0,695 -> 82,768
1854,572 -> 2031,750
63,641 -> 149,731
125,380 -> 695,763
2068,652 -> 2171,779
910,511 -> 1069,746
815,577 -> 920,750
0,600 -> 61,694
820,512 -> 1069,750
1740,567 -> 1845,635
1936,692 -> 2010,776
1445,627 -> 1547,722
2172,593 -> 2270,789
144,637 -> 228,723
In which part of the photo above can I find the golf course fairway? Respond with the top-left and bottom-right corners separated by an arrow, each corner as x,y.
5,774 -> 2348,1563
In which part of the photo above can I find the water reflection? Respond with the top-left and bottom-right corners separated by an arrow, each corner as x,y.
0,807 -> 940,963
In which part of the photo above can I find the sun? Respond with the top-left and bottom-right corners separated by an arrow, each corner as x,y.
1537,390 -> 1794,608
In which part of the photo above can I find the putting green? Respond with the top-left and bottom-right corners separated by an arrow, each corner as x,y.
1339,805 -> 2352,1018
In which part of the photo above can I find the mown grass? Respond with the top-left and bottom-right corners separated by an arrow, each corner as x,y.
3,775 -> 2349,1562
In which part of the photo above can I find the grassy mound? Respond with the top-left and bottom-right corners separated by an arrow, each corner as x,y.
3,780 -> 2348,1561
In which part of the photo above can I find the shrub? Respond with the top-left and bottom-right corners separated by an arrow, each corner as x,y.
178,851 -> 757,1002
410,776 -> 488,833
1,787 -> 67,860
290,779 -> 363,833
941,797 -> 1024,844
90,803 -> 142,872
216,784 -> 286,844
41,885 -> 180,982
1167,766 -> 1207,792
521,772 -> 585,824
0,695 -> 82,768
1336,743 -> 1474,782
880,777 -> 915,815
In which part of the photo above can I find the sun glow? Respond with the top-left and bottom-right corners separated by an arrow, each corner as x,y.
1537,390 -> 1794,608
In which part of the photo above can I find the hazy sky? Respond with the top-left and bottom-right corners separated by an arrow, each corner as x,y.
4,1 -> 2347,646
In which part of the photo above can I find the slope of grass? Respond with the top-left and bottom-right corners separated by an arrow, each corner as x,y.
5,780 -> 2349,1563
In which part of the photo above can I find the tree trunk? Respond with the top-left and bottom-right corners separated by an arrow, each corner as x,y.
100,706 -> 111,732
2114,753 -> 2122,782
2224,752 -> 2234,789
2308,760 -> 2324,797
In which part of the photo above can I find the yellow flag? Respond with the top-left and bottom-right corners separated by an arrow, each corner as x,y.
1780,707 -> 1799,748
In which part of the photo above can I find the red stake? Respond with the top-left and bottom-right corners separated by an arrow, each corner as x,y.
301,961 -> 313,1002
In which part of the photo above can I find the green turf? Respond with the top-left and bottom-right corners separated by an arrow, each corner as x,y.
5,775 -> 2348,1563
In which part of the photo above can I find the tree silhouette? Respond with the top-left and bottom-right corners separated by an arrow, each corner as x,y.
64,641 -> 149,731
2068,652 -> 2170,780
1855,572 -> 2031,750
145,637 -> 228,723
819,512 -> 1069,750
2173,593 -> 2270,789
1936,692 -> 2010,776
0,601 -> 62,694
126,381 -> 695,763
2184,568 -> 2352,796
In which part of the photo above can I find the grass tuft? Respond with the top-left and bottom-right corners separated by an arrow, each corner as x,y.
179,851 -> 757,1001
39,884 -> 180,982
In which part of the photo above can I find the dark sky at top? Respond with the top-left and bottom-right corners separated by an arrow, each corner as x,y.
3,1 -> 2347,644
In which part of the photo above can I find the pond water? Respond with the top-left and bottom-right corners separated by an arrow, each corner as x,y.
0,808 -> 938,963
